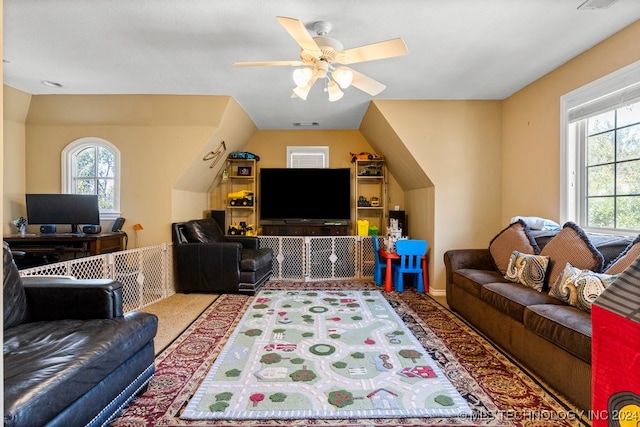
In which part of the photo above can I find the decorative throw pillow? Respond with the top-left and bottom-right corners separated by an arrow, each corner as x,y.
605,234 -> 640,275
549,262 -> 618,312
540,222 -> 604,289
504,251 -> 549,292
489,220 -> 540,275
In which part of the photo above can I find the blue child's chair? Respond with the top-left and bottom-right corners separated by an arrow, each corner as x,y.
372,236 -> 386,286
392,239 -> 428,292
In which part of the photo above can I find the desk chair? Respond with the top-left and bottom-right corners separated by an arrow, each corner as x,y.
371,236 -> 386,286
392,239 -> 428,292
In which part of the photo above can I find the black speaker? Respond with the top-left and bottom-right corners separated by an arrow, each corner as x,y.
40,224 -> 56,234
208,210 -> 226,231
389,210 -> 407,236
82,224 -> 102,234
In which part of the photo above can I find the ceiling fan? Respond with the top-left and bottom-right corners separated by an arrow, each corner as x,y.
233,16 -> 408,101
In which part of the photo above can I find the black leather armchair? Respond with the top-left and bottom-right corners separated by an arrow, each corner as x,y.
172,218 -> 273,295
3,241 -> 158,427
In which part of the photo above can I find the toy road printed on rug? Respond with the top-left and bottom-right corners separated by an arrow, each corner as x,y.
182,290 -> 471,420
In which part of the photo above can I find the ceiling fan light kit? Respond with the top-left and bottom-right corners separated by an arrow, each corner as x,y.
292,67 -> 313,87
327,80 -> 344,102
234,16 -> 408,102
332,66 -> 353,89
292,84 -> 311,100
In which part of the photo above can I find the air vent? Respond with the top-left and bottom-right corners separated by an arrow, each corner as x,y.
578,0 -> 617,10
292,121 -> 320,127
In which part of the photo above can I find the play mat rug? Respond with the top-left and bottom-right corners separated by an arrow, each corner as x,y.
181,289 -> 472,420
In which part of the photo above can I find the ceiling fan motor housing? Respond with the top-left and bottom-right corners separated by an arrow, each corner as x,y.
314,37 -> 343,62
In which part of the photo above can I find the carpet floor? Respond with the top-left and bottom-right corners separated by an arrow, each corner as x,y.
112,281 -> 591,426
140,293 -> 220,355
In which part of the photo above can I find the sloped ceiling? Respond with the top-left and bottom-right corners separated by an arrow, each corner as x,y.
4,0 -> 640,130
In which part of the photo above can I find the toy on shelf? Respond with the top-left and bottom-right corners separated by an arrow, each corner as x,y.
357,163 -> 383,176
228,190 -> 254,206
228,151 -> 260,161
228,222 -> 256,236
350,152 -> 384,162
357,196 -> 371,207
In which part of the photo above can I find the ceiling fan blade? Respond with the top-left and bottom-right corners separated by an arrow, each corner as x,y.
348,68 -> 386,96
234,60 -> 305,67
276,16 -> 322,57
339,38 -> 408,65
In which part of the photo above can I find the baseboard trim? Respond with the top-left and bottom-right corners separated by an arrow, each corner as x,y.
428,288 -> 446,297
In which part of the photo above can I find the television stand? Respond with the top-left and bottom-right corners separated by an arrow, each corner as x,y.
261,224 -> 350,236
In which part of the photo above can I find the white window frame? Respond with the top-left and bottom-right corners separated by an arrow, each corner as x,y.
560,60 -> 640,235
61,137 -> 121,220
286,146 -> 329,168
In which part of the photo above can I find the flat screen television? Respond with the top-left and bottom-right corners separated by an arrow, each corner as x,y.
260,168 -> 351,224
26,194 -> 101,233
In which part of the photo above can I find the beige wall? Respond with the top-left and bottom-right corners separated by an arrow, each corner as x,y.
501,20 -> 640,225
22,95 -> 245,245
243,130 -> 373,169
5,96 -> 405,246
362,100 -> 503,293
357,21 -> 640,294
213,129 -> 405,231
3,86 -> 31,235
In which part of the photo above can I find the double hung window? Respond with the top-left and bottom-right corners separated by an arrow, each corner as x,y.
581,104 -> 640,230
561,61 -> 640,234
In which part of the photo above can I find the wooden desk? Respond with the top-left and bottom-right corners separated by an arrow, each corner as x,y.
3,232 -> 125,259
378,248 -> 429,293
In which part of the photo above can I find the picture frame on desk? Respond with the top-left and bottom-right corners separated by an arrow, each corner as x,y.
237,166 -> 252,176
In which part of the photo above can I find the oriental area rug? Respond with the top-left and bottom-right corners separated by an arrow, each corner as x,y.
181,289 -> 471,420
112,281 -> 591,427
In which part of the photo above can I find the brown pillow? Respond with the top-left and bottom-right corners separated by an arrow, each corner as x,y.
489,220 -> 539,275
605,234 -> 640,275
540,222 -> 604,288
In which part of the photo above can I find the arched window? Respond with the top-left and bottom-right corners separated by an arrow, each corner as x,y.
62,137 -> 121,220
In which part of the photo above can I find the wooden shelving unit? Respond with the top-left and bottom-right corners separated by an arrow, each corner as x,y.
354,159 -> 387,235
225,158 -> 257,235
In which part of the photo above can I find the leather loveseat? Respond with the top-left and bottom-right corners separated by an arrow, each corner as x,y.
172,218 -> 273,295
3,242 -> 158,427
444,221 -> 636,411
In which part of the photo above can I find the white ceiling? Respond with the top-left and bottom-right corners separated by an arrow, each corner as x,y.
4,1 -> 640,130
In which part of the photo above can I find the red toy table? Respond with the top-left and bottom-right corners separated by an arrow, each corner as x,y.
378,248 -> 428,292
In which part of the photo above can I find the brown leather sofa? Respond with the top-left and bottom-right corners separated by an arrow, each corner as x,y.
172,218 -> 273,295
3,242 -> 158,427
444,228 -> 633,411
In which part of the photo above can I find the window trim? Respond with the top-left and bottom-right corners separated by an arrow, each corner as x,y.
560,60 -> 640,234
286,146 -> 329,168
61,137 -> 121,220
